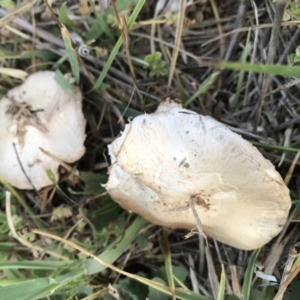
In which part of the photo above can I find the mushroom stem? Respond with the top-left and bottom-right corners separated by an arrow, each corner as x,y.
12,142 -> 37,191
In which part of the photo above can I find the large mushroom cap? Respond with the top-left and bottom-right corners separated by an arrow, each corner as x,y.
106,98 -> 291,250
0,71 -> 86,190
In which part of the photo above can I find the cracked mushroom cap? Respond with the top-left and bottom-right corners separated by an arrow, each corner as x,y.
106,98 -> 291,250
0,71 -> 86,190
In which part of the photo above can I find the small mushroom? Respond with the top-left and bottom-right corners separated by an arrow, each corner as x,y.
0,71 -> 86,190
106,97 -> 291,250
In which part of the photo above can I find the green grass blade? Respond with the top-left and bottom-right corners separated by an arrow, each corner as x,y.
242,248 -> 260,300
59,2 -> 77,32
44,169 -> 78,206
0,0 -> 37,22
0,217 -> 149,299
91,34 -> 121,90
231,28 -> 251,111
0,261 -> 71,270
92,0 -> 146,90
0,278 -> 59,300
0,216 -> 210,300
0,175 -> 44,228
86,0 -> 134,39
91,6 -> 113,39
184,70 -> 220,107
175,289 -> 210,300
54,69 -> 74,94
22,284 -> 60,300
162,232 -> 175,295
132,275 -> 210,300
0,49 -> 56,60
217,265 -> 226,300
217,61 -> 300,78
251,141 -> 300,153
0,279 -> 30,287
292,253 -> 300,269
61,24 -> 80,83
84,216 -> 148,274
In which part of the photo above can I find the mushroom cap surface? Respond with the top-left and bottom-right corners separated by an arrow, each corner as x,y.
107,100 -> 291,250
0,71 -> 86,190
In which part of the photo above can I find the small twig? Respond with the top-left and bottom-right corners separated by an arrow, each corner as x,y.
114,244 -> 134,285
5,191 -> 68,260
150,1 -> 162,54
108,284 -> 122,300
284,151 -> 300,186
12,142 -> 37,191
267,78 -> 300,98
110,0 -> 136,81
164,204 -> 190,212
221,0 -> 247,86
230,265 -> 242,298
63,218 -> 84,241
78,203 -> 97,237
39,147 -> 72,172
42,0 -> 62,28
0,0 -> 37,28
243,0 -> 260,112
278,128 -> 293,167
124,31 -> 203,63
224,0 -> 247,61
189,196 -> 207,244
188,254 -> 200,294
30,6 -> 38,73
253,0 -> 287,132
110,0 -> 122,29
166,197 -> 207,244
209,0 -> 224,58
280,247 -> 298,287
277,27 -> 300,64
202,21 -> 300,48
31,228 -> 172,292
205,244 -> 219,299
263,153 -> 300,278
167,0 -> 187,87
274,115 -> 300,131
5,191 -> 37,257
117,87 -> 135,125
274,263 -> 300,300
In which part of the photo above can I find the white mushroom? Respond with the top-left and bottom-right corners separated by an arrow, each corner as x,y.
0,71 -> 86,190
106,97 -> 291,250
